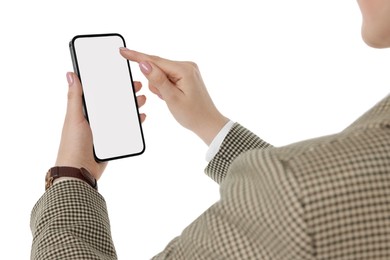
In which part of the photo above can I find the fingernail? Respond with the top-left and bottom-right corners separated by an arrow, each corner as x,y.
119,47 -> 129,51
139,61 -> 152,75
66,72 -> 74,85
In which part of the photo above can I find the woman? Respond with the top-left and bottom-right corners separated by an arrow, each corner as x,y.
31,0 -> 390,259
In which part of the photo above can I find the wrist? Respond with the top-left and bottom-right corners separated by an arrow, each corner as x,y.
206,120 -> 235,161
54,159 -> 106,181
196,113 -> 229,146
45,166 -> 98,191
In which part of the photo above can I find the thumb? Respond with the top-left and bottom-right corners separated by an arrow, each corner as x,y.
138,61 -> 182,101
65,72 -> 85,121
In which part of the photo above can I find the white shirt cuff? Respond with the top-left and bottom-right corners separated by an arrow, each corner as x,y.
206,120 -> 235,162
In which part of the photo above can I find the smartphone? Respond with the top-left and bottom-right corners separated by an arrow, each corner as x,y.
69,33 -> 145,161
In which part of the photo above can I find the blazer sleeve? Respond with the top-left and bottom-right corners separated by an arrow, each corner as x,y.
205,123 -> 272,184
30,180 -> 117,260
153,149 -> 313,260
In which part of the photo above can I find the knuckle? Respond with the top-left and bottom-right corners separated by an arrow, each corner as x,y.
182,61 -> 199,70
187,61 -> 199,69
181,61 -> 200,77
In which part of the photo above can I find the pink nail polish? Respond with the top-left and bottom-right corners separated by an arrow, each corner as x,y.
139,61 -> 152,75
66,72 -> 74,85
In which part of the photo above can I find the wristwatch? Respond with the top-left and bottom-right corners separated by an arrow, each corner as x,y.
45,166 -> 97,191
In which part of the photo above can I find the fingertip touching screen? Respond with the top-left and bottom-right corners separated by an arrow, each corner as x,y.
70,34 -> 145,161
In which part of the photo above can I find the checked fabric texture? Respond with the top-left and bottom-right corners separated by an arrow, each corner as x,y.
31,95 -> 390,259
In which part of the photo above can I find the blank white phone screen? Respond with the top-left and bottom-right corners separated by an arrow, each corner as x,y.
71,34 -> 144,161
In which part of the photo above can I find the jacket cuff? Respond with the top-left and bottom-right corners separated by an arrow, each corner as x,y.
204,123 -> 272,184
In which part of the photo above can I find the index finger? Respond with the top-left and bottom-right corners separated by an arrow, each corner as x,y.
119,48 -> 182,75
119,48 -> 153,62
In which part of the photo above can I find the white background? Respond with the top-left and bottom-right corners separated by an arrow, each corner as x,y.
1,0 -> 389,259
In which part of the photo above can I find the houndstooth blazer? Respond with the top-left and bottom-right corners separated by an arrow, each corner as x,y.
31,95 -> 390,259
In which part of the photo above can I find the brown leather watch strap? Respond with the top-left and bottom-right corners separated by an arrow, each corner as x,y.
45,166 -> 97,191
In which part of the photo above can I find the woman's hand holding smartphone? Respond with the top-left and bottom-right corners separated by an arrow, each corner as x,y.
56,33 -> 147,179
55,72 -> 146,180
